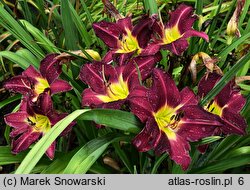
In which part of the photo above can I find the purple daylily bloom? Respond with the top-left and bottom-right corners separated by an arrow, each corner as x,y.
151,4 -> 209,55
198,72 -> 247,135
4,92 -> 75,159
93,16 -> 156,64
80,55 -> 158,109
129,69 -> 221,170
4,54 -> 72,102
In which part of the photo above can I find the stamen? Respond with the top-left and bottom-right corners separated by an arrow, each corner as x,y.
21,79 -> 32,89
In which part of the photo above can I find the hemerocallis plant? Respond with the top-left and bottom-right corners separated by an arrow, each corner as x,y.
4,92 -> 75,159
129,69 -> 221,170
4,54 -> 72,102
80,55 -> 159,108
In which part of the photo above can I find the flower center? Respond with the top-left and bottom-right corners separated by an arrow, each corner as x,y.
205,100 -> 223,117
163,26 -> 182,44
97,75 -> 129,103
27,114 -> 51,133
34,78 -> 50,96
116,29 -> 141,54
153,105 -> 183,140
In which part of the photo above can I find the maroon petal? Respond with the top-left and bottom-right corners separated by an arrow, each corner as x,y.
101,50 -> 114,64
183,29 -> 209,42
34,92 -> 53,115
117,17 -> 133,33
81,88 -> 105,107
140,42 -> 161,56
122,56 -> 157,82
19,96 -> 34,116
4,112 -> 29,129
12,129 -> 40,154
166,4 -> 194,32
163,38 -> 189,55
10,125 -> 29,138
132,16 -> 154,48
39,53 -> 62,84
22,65 -> 42,79
80,62 -> 117,94
198,73 -> 221,98
101,100 -> 126,109
154,131 -> 170,155
152,20 -> 164,38
49,112 -> 75,136
46,141 -> 56,160
177,105 -> 221,141
155,131 -> 191,170
50,79 -> 72,95
49,112 -> 65,126
167,134 -> 191,171
128,86 -> 154,123
4,76 -> 34,95
216,81 -> 241,109
225,91 -> 246,113
80,62 -> 105,93
112,52 -> 134,66
179,87 -> 198,106
132,118 -> 161,152
152,69 -> 180,108
221,107 -> 247,135
93,21 -> 121,48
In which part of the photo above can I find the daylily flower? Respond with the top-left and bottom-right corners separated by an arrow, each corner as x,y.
151,4 -> 209,55
4,92 -> 75,159
93,16 -> 156,64
198,72 -> 247,135
4,54 -> 72,102
80,55 -> 159,109
129,69 -> 221,170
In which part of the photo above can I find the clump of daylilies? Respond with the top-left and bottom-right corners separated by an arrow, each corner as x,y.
4,4 -> 247,170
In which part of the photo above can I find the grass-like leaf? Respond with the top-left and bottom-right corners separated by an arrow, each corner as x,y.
0,95 -> 21,109
15,109 -> 140,174
189,155 -> 250,173
0,50 -> 39,69
0,146 -> 27,165
78,109 -> 142,133
63,133 -> 131,174
15,109 -> 89,174
0,6 -> 44,59
143,0 -> 158,15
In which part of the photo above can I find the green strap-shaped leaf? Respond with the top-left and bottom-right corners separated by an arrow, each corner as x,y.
0,51 -> 39,69
0,146 -> 27,165
143,0 -> 158,15
15,109 -> 141,174
0,6 -> 44,59
189,155 -> 250,173
0,94 -> 21,109
15,109 -> 89,174
63,134 -> 131,174
19,20 -> 59,53
78,109 -> 141,134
